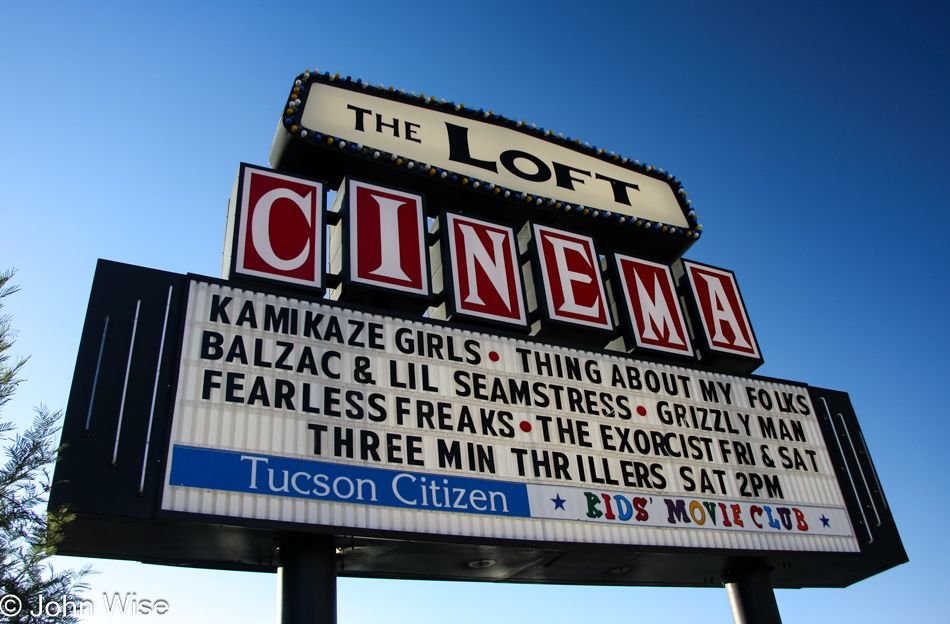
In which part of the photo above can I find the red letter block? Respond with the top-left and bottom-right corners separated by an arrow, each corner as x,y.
441,212 -> 527,328
613,254 -> 694,359
681,260 -> 762,373
345,178 -> 429,296
226,163 -> 326,290
530,223 -> 614,336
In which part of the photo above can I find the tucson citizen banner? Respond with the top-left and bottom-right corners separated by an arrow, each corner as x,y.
162,280 -> 857,552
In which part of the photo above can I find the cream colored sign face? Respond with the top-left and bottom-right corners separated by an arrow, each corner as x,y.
163,281 -> 857,554
300,83 -> 689,228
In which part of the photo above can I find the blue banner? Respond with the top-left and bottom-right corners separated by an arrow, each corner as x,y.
168,445 -> 531,517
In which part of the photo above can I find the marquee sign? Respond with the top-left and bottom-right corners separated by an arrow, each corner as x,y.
163,279 -> 854,553
50,71 -> 905,591
50,261 -> 906,588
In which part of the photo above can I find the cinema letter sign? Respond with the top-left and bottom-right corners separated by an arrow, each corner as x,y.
339,178 -> 429,296
530,223 -> 614,333
612,254 -> 694,359
224,163 -> 327,289
440,212 -> 528,328
682,260 -> 762,371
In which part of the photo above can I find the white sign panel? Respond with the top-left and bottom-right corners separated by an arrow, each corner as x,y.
297,82 -> 689,228
163,280 -> 857,554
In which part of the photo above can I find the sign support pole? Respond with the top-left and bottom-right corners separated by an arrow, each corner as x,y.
278,534 -> 337,624
722,563 -> 783,624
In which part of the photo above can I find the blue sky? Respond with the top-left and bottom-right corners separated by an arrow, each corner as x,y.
1,1 -> 947,622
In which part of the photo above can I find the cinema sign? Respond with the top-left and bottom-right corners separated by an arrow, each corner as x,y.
50,70 -> 905,590
223,164 -> 760,373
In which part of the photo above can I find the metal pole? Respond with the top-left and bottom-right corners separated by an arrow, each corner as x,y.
278,534 -> 337,624
722,563 -> 783,624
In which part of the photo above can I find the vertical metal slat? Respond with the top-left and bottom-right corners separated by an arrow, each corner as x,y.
112,300 -> 141,466
84,315 -> 110,433
139,286 -> 173,494
858,427 -> 889,511
838,411 -> 882,528
820,396 -> 873,544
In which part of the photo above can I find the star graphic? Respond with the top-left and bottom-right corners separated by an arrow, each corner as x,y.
551,494 -> 566,510
820,515 -> 831,528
